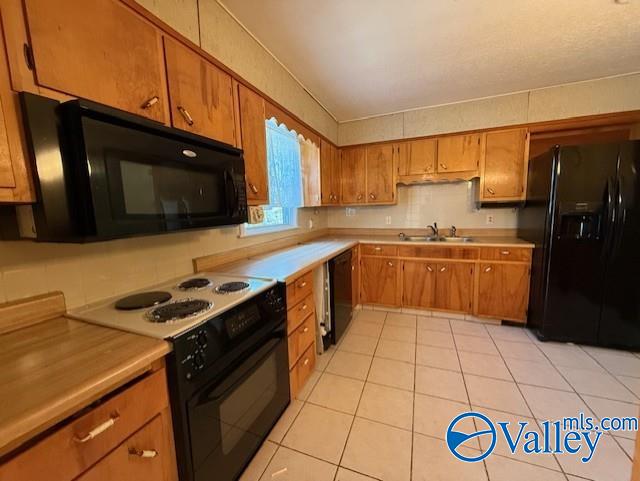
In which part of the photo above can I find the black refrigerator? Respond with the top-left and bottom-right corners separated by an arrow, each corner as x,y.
518,141 -> 640,349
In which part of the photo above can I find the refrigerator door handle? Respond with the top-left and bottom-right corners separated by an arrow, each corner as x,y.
610,175 -> 626,261
601,176 -> 616,259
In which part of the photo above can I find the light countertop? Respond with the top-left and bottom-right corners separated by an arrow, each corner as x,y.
0,316 -> 171,457
216,235 -> 532,282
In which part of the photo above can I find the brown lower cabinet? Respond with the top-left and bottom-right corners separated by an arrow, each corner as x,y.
360,256 -> 400,306
361,244 -> 532,322
476,263 -> 530,321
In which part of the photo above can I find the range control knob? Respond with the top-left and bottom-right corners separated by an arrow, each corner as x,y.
196,331 -> 208,348
193,352 -> 206,371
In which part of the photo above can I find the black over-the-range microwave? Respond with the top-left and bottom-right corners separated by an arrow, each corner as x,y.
10,93 -> 248,242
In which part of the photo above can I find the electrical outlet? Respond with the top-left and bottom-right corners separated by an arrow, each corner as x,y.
308,219 -> 314,229
385,215 -> 392,225
486,214 -> 495,225
345,208 -> 356,217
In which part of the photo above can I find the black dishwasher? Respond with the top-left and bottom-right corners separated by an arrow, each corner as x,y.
329,249 -> 353,344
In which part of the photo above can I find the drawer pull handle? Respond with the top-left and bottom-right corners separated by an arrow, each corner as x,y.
302,327 -> 309,333
487,188 -> 496,195
177,106 -> 194,126
357,193 -> 363,200
141,95 -> 159,109
484,266 -> 493,272
300,304 -> 308,311
248,183 -> 259,194
298,281 -> 308,288
374,247 -> 382,251
74,412 -> 119,443
387,261 -> 394,267
439,163 -> 447,170
369,193 -> 376,200
129,448 -> 158,458
426,266 -> 433,272
500,250 -> 510,255
303,358 -> 310,366
440,266 -> 446,272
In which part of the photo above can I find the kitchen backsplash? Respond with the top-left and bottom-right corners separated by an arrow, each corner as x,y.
326,181 -> 518,230
0,208 -> 327,308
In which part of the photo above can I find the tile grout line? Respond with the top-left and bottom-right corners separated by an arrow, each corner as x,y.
485,330 -> 571,480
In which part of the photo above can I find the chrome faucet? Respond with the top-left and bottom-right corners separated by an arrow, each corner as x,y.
427,222 -> 438,238
450,225 -> 457,237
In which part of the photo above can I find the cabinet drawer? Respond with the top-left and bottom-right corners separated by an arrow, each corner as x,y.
291,344 -> 316,397
286,271 -> 313,307
287,293 -> 315,334
288,315 -> 316,369
479,247 -> 531,262
75,413 -> 174,481
398,245 -> 478,260
361,244 -> 398,256
0,369 -> 169,481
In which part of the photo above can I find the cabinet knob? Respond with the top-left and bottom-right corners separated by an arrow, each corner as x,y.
500,250 -> 510,256
369,193 -> 376,200
439,163 -> 448,170
302,327 -> 309,333
300,303 -> 308,311
387,261 -> 394,267
357,193 -> 363,200
439,266 -> 446,272
484,266 -> 493,272
374,247 -> 382,251
303,358 -> 310,366
248,183 -> 259,194
426,266 -> 433,272
487,188 -> 496,195
141,95 -> 159,109
298,281 -> 308,288
177,106 -> 194,126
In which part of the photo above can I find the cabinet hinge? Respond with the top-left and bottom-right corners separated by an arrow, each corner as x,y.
23,43 -> 35,71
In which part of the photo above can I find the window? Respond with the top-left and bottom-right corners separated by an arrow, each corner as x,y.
240,118 -> 303,236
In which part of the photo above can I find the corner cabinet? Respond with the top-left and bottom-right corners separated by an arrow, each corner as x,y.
480,128 -> 530,202
320,139 -> 341,205
164,37 -> 237,146
23,0 -> 169,123
236,84 -> 269,205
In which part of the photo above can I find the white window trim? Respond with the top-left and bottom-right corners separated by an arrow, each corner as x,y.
237,209 -> 299,238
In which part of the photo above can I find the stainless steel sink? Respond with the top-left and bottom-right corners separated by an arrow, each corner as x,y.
439,236 -> 474,242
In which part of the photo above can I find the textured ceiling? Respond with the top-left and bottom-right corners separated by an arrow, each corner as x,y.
218,0 -> 640,121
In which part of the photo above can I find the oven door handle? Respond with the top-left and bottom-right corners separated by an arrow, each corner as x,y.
203,328 -> 286,403
224,170 -> 239,216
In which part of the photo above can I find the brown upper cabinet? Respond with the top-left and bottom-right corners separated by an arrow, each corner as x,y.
365,143 -> 396,203
0,14 -> 34,203
480,128 -> 530,202
320,139 -> 341,205
340,146 -> 366,204
23,0 -> 169,123
164,37 -> 236,146
237,84 -> 269,205
437,133 -> 483,174
397,138 -> 437,183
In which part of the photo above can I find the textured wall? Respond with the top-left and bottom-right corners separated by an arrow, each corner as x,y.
326,182 -> 518,231
338,73 -> 640,146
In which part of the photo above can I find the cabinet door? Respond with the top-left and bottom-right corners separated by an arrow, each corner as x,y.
365,143 -> 395,203
437,133 -> 483,173
164,38 -> 236,145
321,140 -> 340,205
402,261 -> 436,309
24,0 -> 168,123
476,263 -> 530,322
401,139 -> 437,177
76,413 -> 176,481
481,129 -> 529,201
340,147 -> 366,204
434,262 -> 474,312
237,84 -> 268,205
361,257 -> 399,306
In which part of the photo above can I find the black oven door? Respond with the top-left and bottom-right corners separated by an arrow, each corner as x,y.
80,115 -> 247,239
187,327 -> 290,481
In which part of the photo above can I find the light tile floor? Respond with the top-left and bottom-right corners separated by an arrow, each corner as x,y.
240,308 -> 639,481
